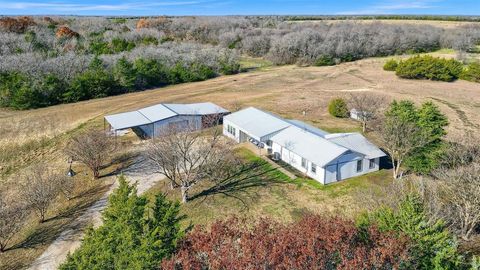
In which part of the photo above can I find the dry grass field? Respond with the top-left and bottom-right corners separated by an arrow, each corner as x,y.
1,50 -> 480,269
319,19 -> 480,28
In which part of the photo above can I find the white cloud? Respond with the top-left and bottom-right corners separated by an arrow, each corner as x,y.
0,1 -> 207,11
338,0 -> 441,15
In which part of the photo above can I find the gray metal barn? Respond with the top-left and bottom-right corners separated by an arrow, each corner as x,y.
104,102 -> 229,138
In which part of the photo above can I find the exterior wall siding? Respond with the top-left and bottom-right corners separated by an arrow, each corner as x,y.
223,119 -> 242,142
272,142 -> 381,185
272,142 -> 325,183
325,155 -> 380,183
138,115 -> 202,138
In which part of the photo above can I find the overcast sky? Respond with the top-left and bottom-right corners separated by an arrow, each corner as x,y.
0,0 -> 478,16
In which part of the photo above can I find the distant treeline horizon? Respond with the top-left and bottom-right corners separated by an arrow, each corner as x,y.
1,15 -> 480,22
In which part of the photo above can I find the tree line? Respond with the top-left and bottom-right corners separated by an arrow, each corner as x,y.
0,51 -> 239,109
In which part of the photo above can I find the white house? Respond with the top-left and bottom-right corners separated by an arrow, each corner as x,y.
105,102 -> 229,138
223,107 -> 386,184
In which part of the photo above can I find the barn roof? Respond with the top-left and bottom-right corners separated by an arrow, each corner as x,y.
104,111 -> 152,130
105,102 -> 229,131
138,104 -> 177,122
223,107 -> 291,139
164,102 -> 229,115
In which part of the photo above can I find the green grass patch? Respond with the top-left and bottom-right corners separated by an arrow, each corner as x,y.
284,169 -> 391,198
434,48 -> 456,54
239,57 -> 273,71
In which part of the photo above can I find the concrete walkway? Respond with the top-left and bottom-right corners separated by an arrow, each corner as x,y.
29,156 -> 164,270
239,142 -> 296,180
260,155 -> 296,179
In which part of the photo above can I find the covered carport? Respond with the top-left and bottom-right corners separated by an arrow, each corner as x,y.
104,110 -> 154,138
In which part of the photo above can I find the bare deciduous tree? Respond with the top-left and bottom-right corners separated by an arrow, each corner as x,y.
21,165 -> 62,223
147,116 -> 231,203
348,93 -> 387,132
0,189 -> 29,252
433,165 -> 480,240
380,116 -> 429,179
66,130 -> 113,179
424,135 -> 480,240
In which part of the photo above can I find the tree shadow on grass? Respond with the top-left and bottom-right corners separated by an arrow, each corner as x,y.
101,151 -> 141,178
190,160 -> 284,210
10,184 -> 111,251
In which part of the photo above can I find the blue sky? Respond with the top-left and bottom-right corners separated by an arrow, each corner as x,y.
0,0 -> 478,16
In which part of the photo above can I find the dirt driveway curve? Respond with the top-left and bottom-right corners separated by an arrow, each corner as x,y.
28,155 -> 163,270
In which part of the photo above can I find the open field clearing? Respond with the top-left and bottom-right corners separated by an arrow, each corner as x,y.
317,19 -> 480,28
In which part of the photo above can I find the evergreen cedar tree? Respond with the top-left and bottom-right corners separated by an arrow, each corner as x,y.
328,98 -> 349,118
358,195 -> 466,269
385,100 -> 448,174
385,55 -> 464,82
161,215 -> 411,269
59,176 -> 185,270
383,59 -> 399,71
460,62 -> 480,83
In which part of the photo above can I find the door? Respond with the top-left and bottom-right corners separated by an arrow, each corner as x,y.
325,164 -> 337,184
239,130 -> 248,143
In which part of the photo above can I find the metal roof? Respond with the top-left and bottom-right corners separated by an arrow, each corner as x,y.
164,102 -> 229,115
224,107 -> 291,139
104,111 -> 151,130
286,119 -> 329,137
138,104 -> 177,123
105,102 -> 229,131
271,126 -> 349,167
325,133 -> 386,159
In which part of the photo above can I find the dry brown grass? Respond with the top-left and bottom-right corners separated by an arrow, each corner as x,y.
0,166 -> 114,270
299,19 -> 480,29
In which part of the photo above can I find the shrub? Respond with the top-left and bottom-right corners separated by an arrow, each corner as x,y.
383,59 -> 399,71
162,215 -> 410,269
460,62 -> 480,82
314,55 -> 336,66
328,98 -> 349,118
395,55 -> 463,82
111,38 -> 135,53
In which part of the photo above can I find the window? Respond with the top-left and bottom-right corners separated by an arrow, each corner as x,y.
369,159 -> 375,169
227,125 -> 236,136
356,160 -> 363,172
311,163 -> 317,174
301,157 -> 307,169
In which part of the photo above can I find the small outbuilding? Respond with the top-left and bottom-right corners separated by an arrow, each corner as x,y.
105,102 -> 229,138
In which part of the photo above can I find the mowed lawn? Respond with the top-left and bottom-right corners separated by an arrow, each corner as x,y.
146,148 -> 392,228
